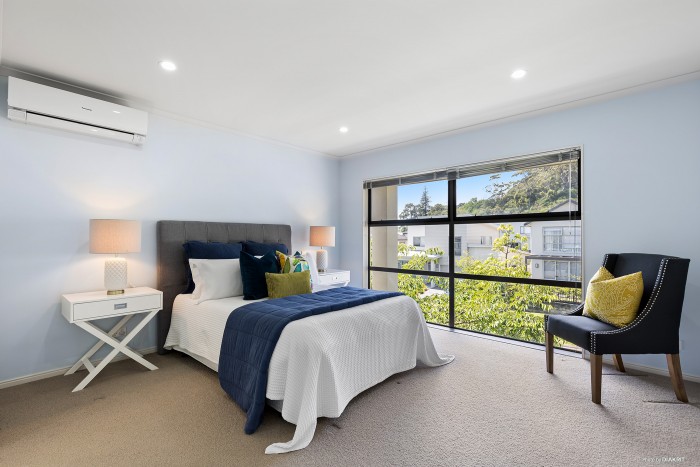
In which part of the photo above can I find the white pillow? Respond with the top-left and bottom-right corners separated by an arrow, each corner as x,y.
302,250 -> 321,291
189,258 -> 243,304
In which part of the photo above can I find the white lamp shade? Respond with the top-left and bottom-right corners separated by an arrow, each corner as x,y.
90,219 -> 141,254
310,226 -> 335,247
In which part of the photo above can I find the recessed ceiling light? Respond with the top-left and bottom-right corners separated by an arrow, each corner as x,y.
112,110 -> 121,114
511,69 -> 527,80
91,128 -> 98,132
159,60 -> 177,72
339,126 -> 349,133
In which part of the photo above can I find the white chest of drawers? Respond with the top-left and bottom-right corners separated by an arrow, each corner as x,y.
316,269 -> 350,289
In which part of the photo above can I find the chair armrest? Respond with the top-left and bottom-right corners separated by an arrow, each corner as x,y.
545,253 -> 610,325
562,303 -> 584,316
544,303 -> 583,332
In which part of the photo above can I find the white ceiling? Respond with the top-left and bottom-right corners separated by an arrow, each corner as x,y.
1,0 -> 700,157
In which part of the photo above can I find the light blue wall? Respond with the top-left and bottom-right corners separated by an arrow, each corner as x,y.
0,76 -> 340,383
339,79 -> 700,378
3,75 -> 699,383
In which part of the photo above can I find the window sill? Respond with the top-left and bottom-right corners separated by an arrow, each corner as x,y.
426,323 -> 581,357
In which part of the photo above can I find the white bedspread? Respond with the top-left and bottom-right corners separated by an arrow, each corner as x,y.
164,293 -> 454,454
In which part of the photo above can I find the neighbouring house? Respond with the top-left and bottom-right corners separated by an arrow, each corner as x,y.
400,201 -> 580,283
524,201 -> 581,282
404,223 -> 503,272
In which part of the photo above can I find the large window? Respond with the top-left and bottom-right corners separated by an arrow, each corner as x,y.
365,148 -> 582,348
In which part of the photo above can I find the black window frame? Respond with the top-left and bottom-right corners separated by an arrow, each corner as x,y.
366,149 -> 582,334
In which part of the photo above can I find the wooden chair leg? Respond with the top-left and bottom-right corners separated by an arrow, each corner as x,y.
666,354 -> 689,403
612,354 -> 625,373
591,354 -> 602,404
545,332 -> 553,374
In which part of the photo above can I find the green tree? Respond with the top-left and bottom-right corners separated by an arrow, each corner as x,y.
399,203 -> 419,220
400,187 -> 445,218
396,225 -> 577,346
397,242 -> 415,256
457,164 -> 578,216
428,203 -> 448,216
417,187 -> 431,217
397,247 -> 446,302
491,224 -> 529,262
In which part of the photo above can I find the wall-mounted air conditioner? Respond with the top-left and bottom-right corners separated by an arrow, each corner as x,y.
7,77 -> 148,145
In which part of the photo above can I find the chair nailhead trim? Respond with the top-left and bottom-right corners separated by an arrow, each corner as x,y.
590,258 -> 670,354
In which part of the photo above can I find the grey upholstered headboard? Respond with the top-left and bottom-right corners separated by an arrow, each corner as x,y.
156,220 -> 292,354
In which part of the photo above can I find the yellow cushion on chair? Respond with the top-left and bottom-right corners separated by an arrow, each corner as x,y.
583,266 -> 644,328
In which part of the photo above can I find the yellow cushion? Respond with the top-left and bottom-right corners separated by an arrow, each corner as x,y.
583,266 -> 644,328
265,270 -> 312,298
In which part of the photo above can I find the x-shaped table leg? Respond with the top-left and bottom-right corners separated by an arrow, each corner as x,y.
65,314 -> 132,375
66,309 -> 159,392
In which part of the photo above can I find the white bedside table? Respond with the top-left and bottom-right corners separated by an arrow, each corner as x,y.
316,269 -> 350,290
61,286 -> 162,392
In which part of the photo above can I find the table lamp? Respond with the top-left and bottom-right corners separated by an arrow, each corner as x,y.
310,226 -> 335,272
89,219 -> 141,294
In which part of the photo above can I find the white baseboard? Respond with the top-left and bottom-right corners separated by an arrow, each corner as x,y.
0,346 -> 157,390
581,351 -> 700,384
432,326 -> 700,384
604,357 -> 700,384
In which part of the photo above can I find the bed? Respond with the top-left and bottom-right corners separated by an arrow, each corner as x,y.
156,220 -> 453,454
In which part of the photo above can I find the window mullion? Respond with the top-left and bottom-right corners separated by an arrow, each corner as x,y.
367,188 -> 372,289
448,179 -> 456,328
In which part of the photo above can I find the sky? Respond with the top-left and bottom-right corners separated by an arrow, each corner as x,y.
397,171 -> 520,210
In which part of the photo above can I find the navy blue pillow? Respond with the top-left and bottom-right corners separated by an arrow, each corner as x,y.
182,241 -> 243,293
240,251 -> 279,300
242,241 -> 288,256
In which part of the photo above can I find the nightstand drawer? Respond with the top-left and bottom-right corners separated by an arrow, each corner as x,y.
72,294 -> 161,321
317,270 -> 350,285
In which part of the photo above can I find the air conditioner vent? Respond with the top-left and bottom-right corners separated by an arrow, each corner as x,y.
7,77 -> 148,145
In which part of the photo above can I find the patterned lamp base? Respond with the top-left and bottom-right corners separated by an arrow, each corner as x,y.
105,257 -> 128,294
316,249 -> 329,272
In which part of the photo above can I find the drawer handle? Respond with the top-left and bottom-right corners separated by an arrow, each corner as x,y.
114,303 -> 127,310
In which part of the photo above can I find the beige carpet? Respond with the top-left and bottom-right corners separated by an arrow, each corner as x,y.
1,328 -> 698,467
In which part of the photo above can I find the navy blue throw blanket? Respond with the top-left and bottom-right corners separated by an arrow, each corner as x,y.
218,286 -> 402,434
